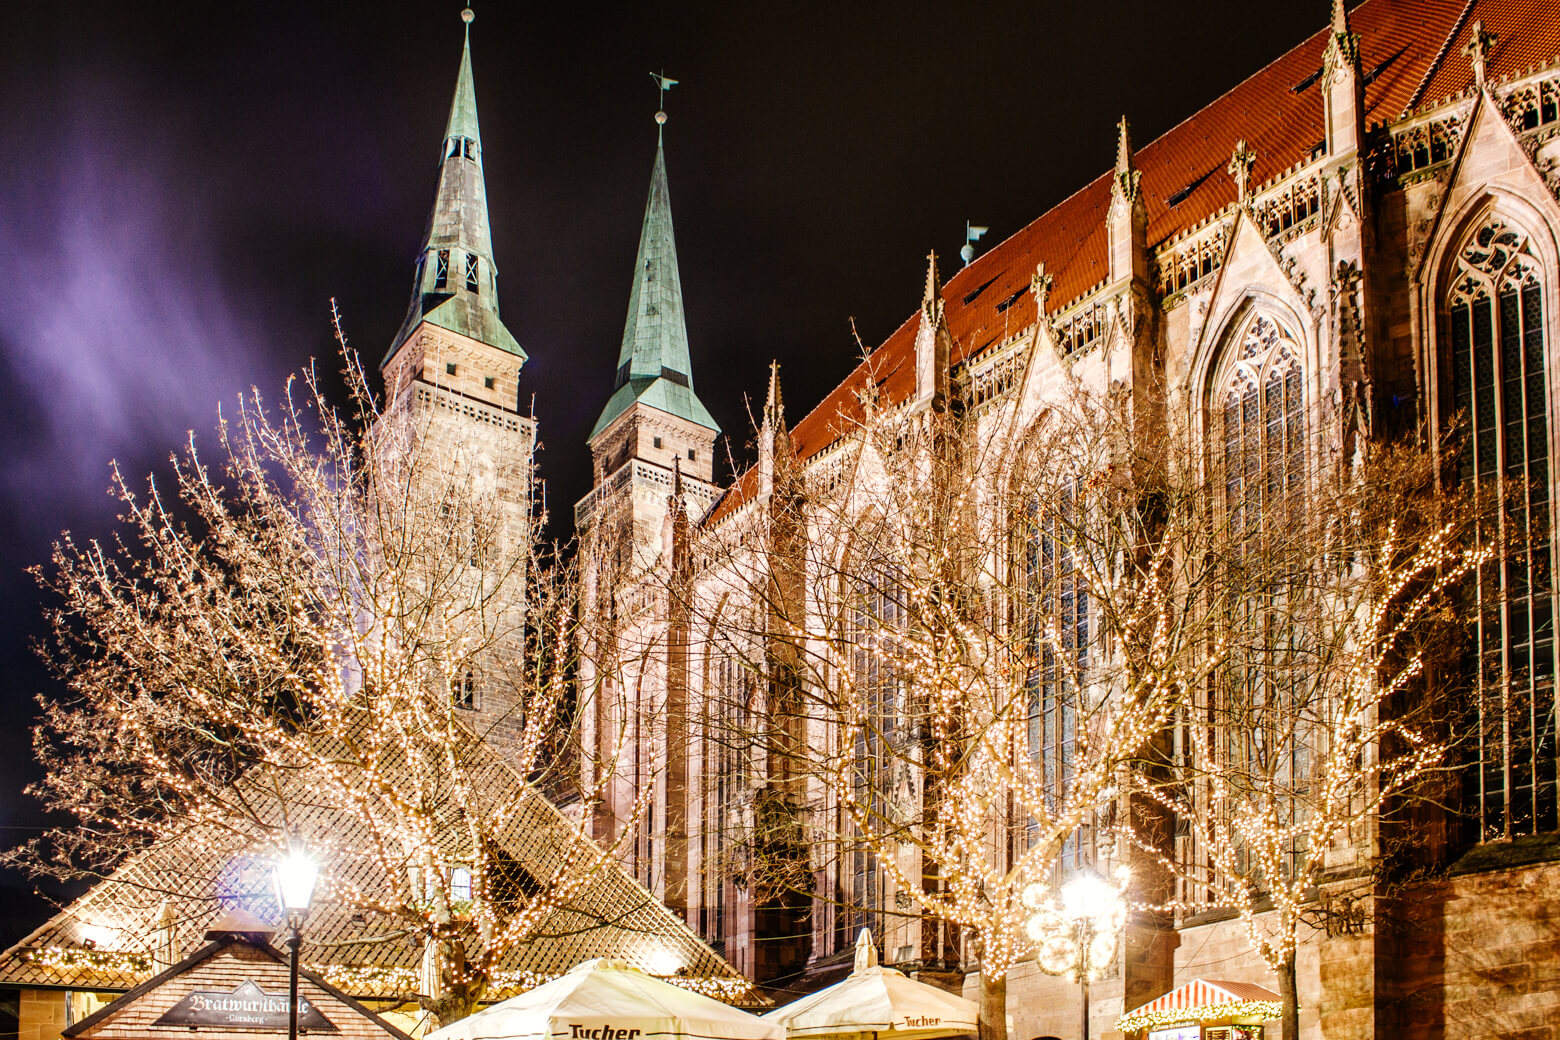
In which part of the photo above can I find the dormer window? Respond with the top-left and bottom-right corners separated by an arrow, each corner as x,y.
466,254 -> 480,293
435,249 -> 450,289
445,136 -> 477,162
451,866 -> 473,902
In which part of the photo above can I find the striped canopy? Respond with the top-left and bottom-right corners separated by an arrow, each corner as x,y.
1117,979 -> 1282,1033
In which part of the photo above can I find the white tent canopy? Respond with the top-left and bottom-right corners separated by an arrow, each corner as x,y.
427,960 -> 784,1040
764,932 -> 977,1040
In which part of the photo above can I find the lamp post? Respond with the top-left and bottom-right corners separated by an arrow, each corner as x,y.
274,839 -> 320,1040
1023,868 -> 1128,1040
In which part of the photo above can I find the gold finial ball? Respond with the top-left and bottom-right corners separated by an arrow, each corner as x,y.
461,7 -> 475,23
655,110 -> 668,125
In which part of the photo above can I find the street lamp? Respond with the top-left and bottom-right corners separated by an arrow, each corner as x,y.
274,839 -> 320,1040
1023,868 -> 1128,1040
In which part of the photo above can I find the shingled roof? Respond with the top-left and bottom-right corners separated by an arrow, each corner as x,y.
706,0 -> 1560,525
0,730 -> 759,1007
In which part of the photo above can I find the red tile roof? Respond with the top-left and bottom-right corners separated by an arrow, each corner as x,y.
706,0 -> 1558,525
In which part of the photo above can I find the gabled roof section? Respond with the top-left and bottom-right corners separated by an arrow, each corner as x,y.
591,135 -> 719,440
0,728 -> 757,1006
706,0 -> 1559,525
384,11 -> 524,366
62,935 -> 414,1040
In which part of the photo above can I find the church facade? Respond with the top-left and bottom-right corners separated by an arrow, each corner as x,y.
5,2 -> 1560,1040
569,0 -> 1560,1037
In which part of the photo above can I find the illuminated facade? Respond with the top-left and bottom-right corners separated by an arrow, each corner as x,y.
574,1 -> 1560,1036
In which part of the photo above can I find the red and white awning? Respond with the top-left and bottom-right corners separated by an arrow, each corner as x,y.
1116,979 -> 1282,1034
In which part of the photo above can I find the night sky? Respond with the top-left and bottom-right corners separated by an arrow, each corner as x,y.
0,0 -> 1325,924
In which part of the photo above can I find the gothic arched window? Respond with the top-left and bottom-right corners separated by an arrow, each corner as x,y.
1178,313 -> 1310,908
1018,488 -> 1091,870
1220,314 -> 1306,548
1446,217 -> 1557,841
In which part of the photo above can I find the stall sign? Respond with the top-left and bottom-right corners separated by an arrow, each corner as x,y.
1146,1027 -> 1199,1040
154,980 -> 339,1031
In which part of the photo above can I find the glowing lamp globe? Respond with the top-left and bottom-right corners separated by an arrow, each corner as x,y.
275,847 -> 320,914
1060,873 -> 1119,922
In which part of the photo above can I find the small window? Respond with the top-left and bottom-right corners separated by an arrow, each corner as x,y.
446,138 -> 461,160
435,249 -> 450,289
483,376 -> 495,389
466,253 -> 479,293
454,671 -> 475,709
451,866 -> 473,902
653,437 -> 663,449
463,138 -> 476,161
687,448 -> 696,461
446,362 -> 457,376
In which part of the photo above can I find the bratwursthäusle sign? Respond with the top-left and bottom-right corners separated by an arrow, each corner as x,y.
154,980 -> 340,1032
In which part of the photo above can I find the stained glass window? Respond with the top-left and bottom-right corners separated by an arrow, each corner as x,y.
1447,218 -> 1557,841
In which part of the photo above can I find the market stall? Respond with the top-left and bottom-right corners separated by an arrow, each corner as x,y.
764,931 -> 977,1040
424,959 -> 782,1040
1114,980 -> 1281,1040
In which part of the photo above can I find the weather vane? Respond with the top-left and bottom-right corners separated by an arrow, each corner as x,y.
961,222 -> 990,266
650,70 -> 678,129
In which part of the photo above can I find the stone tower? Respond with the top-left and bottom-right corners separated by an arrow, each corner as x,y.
574,110 -> 722,898
379,9 -> 537,753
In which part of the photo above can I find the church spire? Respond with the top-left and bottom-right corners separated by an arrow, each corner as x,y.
384,8 -> 523,367
589,103 -> 718,440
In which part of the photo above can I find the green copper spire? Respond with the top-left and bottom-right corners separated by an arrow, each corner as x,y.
590,120 -> 718,439
384,8 -> 523,367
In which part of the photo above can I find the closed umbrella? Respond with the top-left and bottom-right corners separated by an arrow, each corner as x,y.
426,959 -> 784,1040
765,932 -> 977,1040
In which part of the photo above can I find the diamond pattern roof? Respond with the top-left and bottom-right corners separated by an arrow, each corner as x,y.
0,730 -> 759,1006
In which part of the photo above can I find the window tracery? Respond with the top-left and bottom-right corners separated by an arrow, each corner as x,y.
839,567 -> 905,952
1446,217 -> 1557,841
1221,314 -> 1306,546
1019,491 -> 1091,871
1177,313 -> 1310,911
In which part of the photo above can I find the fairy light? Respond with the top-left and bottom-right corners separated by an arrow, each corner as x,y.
24,947 -> 150,974
23,344 -> 697,1015
1115,999 -> 1283,1034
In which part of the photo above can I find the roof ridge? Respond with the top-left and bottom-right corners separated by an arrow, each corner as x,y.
1403,0 -> 1478,115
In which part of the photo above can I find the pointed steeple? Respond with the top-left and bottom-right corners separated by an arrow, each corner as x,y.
590,115 -> 718,440
384,8 -> 523,367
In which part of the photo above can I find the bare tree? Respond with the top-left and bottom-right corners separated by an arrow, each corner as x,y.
680,379 -> 1232,1040
1123,434 -> 1497,1040
14,332 -> 642,1025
